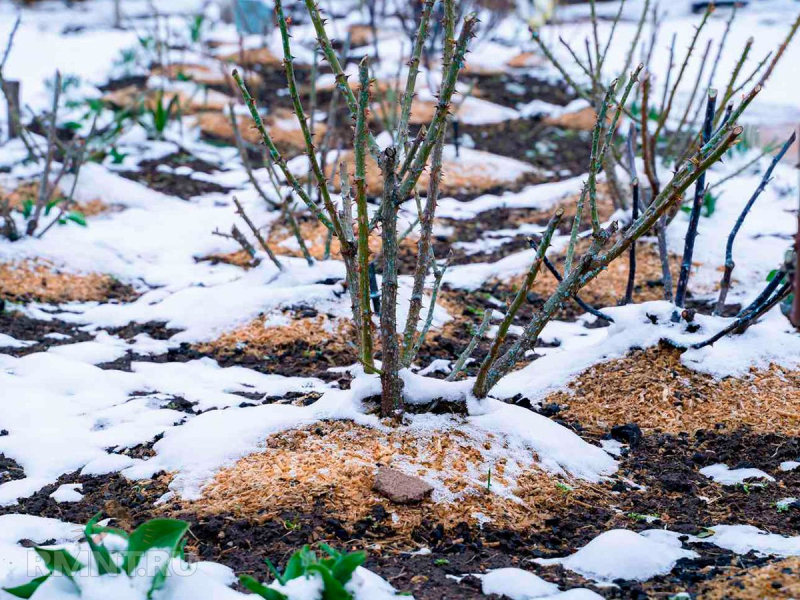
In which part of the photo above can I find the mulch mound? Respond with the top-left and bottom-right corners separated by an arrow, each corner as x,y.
551,344 -> 800,436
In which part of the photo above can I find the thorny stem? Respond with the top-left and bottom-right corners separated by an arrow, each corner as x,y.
473,208 -> 563,398
653,5 -> 713,144
528,237 -> 614,321
598,0 -> 626,77
663,38 -> 712,162
564,184 -> 588,276
474,126 -> 743,397
715,131 -> 796,314
232,69 -> 333,230
379,147 -> 402,418
227,104 -> 314,266
531,31 -> 592,104
640,74 -> 660,195
623,179 -> 640,305
398,125 -> 426,180
718,36 -> 753,122
707,146 -> 772,193
355,59 -> 375,372
756,11 -> 800,89
401,124 -> 445,366
397,13 -> 477,202
620,0 -> 650,84
303,0 -> 383,164
695,281 -> 792,349
408,253 -> 449,364
274,0 -> 344,240
396,0 -> 434,157
446,310 -> 493,382
338,161 -> 363,337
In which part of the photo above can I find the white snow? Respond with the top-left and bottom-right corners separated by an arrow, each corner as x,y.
480,568 -> 559,599
535,529 -> 697,582
704,525 -> 800,558
492,301 -> 800,402
49,484 -> 83,504
699,464 -> 775,486
0,514 -> 408,600
780,461 -> 800,472
0,334 -> 35,349
133,369 -> 616,500
0,348 -> 328,505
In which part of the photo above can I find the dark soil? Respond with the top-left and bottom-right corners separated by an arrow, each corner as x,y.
138,151 -> 224,175
0,310 -> 93,356
467,73 -> 575,109
463,119 -> 592,177
120,151 -> 232,200
0,454 -> 25,486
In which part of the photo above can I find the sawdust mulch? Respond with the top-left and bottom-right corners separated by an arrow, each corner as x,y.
196,110 -> 326,153
265,217 -> 418,262
102,85 -> 231,115
196,249 -> 258,269
496,238 -> 680,312
0,260 -> 134,304
322,149 -> 537,198
178,420 -> 606,537
550,344 -> 800,436
197,314 -> 354,358
698,557 -> 800,599
3,182 -> 118,217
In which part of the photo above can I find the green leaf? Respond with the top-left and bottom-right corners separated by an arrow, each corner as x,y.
2,574 -> 51,598
22,199 -> 33,219
66,212 -> 87,227
331,551 -> 365,584
122,518 -> 189,575
264,557 -> 286,586
307,564 -> 352,600
282,548 -> 307,581
239,575 -> 287,600
34,547 -> 83,578
84,514 -> 121,575
696,527 -> 715,539
63,121 -> 83,131
319,544 -> 341,560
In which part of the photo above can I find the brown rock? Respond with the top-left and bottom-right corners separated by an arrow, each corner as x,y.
373,467 -> 433,504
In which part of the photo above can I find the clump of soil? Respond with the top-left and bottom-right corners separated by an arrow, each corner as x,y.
0,311 -> 93,355
0,260 -> 135,304
120,166 -> 231,200
462,120 -> 592,177
196,312 -> 356,379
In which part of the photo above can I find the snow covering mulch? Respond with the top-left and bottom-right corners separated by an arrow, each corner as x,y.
126,369 -> 617,501
0,345 -> 329,506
